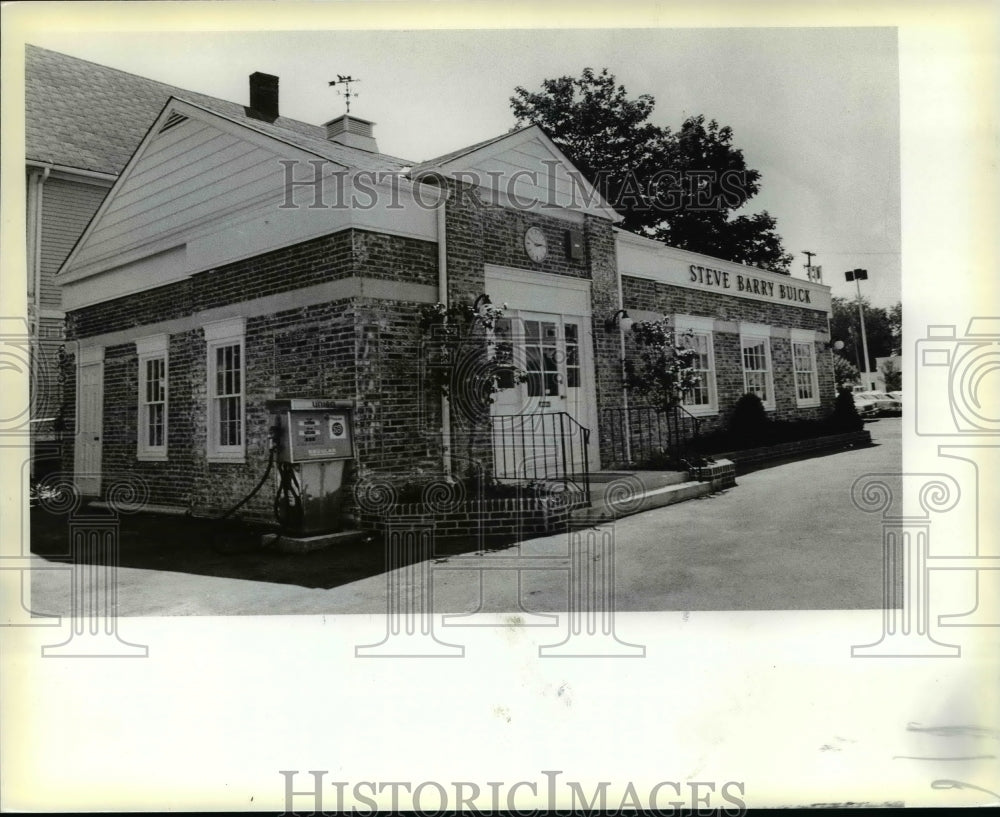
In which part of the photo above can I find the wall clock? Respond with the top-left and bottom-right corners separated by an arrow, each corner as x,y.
524,226 -> 548,262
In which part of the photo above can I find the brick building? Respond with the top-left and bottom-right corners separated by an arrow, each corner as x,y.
37,47 -> 835,519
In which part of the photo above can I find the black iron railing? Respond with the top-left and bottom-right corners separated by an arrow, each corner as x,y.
600,403 -> 702,469
491,412 -> 591,505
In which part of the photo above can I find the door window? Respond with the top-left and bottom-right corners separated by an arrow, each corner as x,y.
524,319 -> 561,398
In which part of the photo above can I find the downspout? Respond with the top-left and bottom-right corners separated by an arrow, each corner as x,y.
615,235 -> 632,465
32,165 -> 51,324
434,176 -> 453,476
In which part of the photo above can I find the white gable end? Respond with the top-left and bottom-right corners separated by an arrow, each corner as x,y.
60,101 -> 322,281
58,99 -> 439,310
415,127 -> 621,223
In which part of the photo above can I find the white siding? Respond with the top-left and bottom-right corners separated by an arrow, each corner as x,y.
39,178 -> 109,307
471,144 -> 592,210
69,119 -> 291,271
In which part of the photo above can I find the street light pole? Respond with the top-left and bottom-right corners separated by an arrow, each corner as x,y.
845,268 -> 872,389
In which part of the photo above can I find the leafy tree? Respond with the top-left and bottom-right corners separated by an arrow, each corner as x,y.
880,358 -> 902,392
418,300 -> 526,475
888,302 -> 902,355
511,68 -> 793,272
833,353 -> 860,388
829,297 -> 900,374
622,319 -> 701,410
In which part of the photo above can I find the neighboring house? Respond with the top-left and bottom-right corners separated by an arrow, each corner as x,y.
33,45 -> 836,519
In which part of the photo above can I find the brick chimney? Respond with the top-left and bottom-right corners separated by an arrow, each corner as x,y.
249,72 -> 279,120
324,114 -> 379,153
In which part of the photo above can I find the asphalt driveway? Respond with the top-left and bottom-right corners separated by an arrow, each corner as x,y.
28,419 -> 900,615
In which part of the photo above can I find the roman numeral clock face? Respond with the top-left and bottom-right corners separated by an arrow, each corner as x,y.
524,226 -> 548,262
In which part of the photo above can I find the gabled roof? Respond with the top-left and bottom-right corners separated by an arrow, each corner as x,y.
418,126 -> 533,169
25,44 -> 412,176
410,124 -> 622,223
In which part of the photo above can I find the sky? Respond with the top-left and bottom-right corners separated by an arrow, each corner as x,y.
24,26 -> 901,306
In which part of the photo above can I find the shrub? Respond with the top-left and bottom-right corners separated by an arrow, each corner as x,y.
831,385 -> 864,432
729,392 -> 770,445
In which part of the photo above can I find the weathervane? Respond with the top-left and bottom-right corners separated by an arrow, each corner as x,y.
328,75 -> 361,114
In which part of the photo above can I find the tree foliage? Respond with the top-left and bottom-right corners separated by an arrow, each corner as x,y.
622,319 -> 701,410
511,68 -> 794,272
880,358 -> 902,392
418,300 -> 525,425
833,353 -> 861,388
829,296 -> 901,374
831,385 -> 864,432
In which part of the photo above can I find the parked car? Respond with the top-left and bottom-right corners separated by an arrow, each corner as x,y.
852,392 -> 879,417
857,390 -> 902,416
888,390 -> 902,401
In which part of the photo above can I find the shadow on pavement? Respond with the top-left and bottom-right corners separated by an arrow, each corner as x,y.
30,507 -> 515,590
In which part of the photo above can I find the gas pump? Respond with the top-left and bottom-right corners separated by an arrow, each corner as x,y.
266,399 -> 355,535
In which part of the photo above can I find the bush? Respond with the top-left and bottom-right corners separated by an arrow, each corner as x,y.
690,393 -> 867,457
830,385 -> 864,432
729,392 -> 770,445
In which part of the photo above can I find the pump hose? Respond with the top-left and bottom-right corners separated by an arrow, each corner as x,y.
219,445 -> 276,521
273,461 -> 302,529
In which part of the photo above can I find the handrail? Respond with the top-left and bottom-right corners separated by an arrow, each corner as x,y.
491,411 -> 591,505
600,403 -> 702,469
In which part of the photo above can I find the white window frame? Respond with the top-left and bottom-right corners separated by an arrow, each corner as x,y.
791,329 -> 820,408
204,317 -> 246,463
739,322 -> 775,411
136,334 -> 169,461
674,314 -> 718,415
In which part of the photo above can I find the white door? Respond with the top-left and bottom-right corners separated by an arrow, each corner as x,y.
75,359 -> 103,496
492,311 -> 593,480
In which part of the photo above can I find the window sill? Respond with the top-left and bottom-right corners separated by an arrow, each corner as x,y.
137,452 -> 168,462
207,452 -> 246,464
796,399 -> 821,409
683,405 -> 719,417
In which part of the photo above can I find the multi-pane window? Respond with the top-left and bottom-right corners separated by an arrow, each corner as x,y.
205,318 -> 246,461
143,357 -> 166,446
214,343 -> 243,447
524,319 -> 560,397
564,322 -> 580,388
793,339 -> 819,405
136,334 -> 168,460
680,331 -> 715,410
741,331 -> 774,408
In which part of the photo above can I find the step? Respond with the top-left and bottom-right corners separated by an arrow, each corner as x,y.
572,479 -> 711,525
260,528 -> 368,553
589,470 -> 691,489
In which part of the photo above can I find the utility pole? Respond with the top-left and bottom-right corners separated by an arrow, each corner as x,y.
845,268 -> 871,388
803,250 -> 822,283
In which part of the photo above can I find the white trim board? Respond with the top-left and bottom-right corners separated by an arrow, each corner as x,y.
74,276 -> 438,352
484,264 -> 591,317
